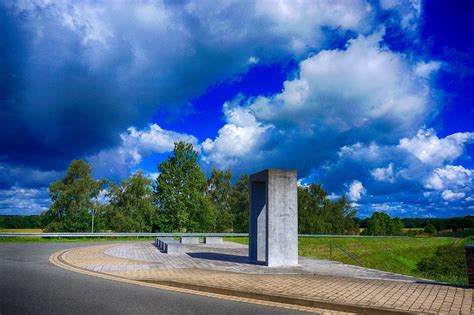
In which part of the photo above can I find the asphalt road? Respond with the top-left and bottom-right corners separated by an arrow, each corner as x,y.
0,242 -> 313,315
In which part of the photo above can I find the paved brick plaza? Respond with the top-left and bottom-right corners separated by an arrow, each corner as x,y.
56,242 -> 473,314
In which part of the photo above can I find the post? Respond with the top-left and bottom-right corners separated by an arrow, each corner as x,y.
465,245 -> 474,288
91,209 -> 95,233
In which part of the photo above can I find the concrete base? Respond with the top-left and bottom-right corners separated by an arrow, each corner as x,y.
180,237 -> 200,244
165,241 -> 187,254
205,237 -> 223,244
249,169 -> 298,267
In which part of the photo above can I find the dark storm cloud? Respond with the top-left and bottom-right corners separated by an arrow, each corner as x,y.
0,0 -> 372,175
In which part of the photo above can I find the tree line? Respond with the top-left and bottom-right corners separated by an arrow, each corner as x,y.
38,142 -> 358,234
9,141 -> 470,235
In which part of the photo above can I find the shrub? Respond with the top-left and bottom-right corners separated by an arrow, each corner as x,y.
417,244 -> 467,284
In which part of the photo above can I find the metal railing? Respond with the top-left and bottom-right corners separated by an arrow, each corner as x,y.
0,232 -> 409,238
0,232 -> 248,238
329,240 -> 366,266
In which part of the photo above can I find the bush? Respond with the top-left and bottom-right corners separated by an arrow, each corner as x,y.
417,244 -> 467,284
423,224 -> 437,235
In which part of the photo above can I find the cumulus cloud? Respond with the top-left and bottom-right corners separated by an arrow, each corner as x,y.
250,31 -> 434,134
399,129 -> 474,166
0,187 -> 50,215
201,102 -> 272,169
371,163 -> 396,183
441,190 -> 465,201
348,180 -> 366,201
423,165 -> 473,191
89,124 -> 197,179
201,31 -> 439,179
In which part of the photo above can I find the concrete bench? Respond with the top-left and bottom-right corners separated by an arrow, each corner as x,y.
155,237 -> 173,251
180,237 -> 200,244
204,237 -> 223,244
155,237 -> 186,254
164,239 -> 187,254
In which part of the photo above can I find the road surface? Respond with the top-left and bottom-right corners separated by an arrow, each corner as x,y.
0,242 -> 313,315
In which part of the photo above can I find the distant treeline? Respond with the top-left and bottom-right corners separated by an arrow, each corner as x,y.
2,142 -> 473,235
0,215 -> 41,229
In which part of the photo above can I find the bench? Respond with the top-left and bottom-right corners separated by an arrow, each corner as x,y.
155,237 -> 187,254
155,237 -> 173,250
204,237 -> 223,244
180,237 -> 200,244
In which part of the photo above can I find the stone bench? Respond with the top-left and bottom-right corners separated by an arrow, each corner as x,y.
204,237 -> 223,244
155,237 -> 186,254
180,237 -> 200,244
155,237 -> 173,251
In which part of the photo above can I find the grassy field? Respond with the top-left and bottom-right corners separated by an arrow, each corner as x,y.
1,230 -> 468,284
0,228 -> 155,242
225,236 -> 467,285
0,228 -> 43,233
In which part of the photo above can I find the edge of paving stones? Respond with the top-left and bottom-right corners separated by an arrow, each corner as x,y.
49,248 -> 337,314
50,245 -> 425,315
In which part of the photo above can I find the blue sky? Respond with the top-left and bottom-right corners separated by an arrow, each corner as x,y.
0,0 -> 473,218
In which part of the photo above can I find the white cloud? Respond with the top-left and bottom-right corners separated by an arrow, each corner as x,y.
399,129 -> 474,166
201,103 -> 272,169
348,180 -> 366,201
371,163 -> 396,183
122,124 -> 198,159
249,31 -> 435,136
89,124 -> 197,179
424,165 -> 473,191
0,187 -> 50,215
441,190 -> 465,201
414,61 -> 441,78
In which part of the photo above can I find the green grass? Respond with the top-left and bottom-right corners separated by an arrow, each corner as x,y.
224,236 -> 467,285
0,236 -> 155,243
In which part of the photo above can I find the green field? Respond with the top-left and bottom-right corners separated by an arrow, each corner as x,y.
225,236 -> 468,285
1,230 -> 468,285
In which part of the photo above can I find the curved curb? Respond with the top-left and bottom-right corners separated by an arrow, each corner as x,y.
49,248 -> 325,314
50,246 -> 416,315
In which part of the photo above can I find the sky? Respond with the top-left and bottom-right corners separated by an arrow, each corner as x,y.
0,0 -> 473,218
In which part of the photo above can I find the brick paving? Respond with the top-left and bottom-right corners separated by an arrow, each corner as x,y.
104,242 -> 423,280
58,242 -> 473,314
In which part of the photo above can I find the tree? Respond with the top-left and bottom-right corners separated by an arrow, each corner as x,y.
207,168 -> 234,232
388,216 -> 403,235
102,171 -> 156,232
298,184 -> 357,235
43,160 -> 103,232
154,142 -> 216,232
365,212 -> 391,236
424,224 -> 437,235
229,174 -> 249,232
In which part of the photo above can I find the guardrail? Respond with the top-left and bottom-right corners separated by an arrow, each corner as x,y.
0,232 -> 409,238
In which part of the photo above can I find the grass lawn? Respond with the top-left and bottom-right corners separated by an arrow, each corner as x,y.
0,229 -> 155,242
225,236 -> 468,285
0,228 -> 44,233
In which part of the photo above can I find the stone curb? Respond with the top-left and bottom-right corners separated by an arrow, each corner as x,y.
142,280 -> 421,315
49,247 -> 432,315
49,249 -> 339,314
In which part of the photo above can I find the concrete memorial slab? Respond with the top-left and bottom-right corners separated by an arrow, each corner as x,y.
249,169 -> 298,267
180,237 -> 200,244
204,237 -> 223,244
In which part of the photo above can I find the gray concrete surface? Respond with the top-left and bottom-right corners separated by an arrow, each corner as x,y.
250,169 -> 298,266
105,242 -> 425,282
0,242 -> 312,315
